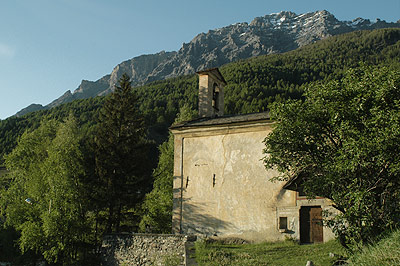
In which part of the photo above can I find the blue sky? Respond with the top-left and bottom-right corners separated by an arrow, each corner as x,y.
0,0 -> 399,119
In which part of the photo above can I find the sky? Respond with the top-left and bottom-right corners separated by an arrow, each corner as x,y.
0,0 -> 399,119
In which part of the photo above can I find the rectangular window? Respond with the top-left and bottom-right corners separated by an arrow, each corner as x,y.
279,217 -> 288,230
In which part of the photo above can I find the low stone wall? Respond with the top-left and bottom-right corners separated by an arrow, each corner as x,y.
101,233 -> 195,266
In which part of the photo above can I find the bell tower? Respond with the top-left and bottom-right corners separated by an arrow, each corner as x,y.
197,68 -> 226,118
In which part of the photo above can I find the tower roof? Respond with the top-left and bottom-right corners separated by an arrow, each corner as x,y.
196,68 -> 227,85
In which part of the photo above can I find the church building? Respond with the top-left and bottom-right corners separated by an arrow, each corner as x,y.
170,68 -> 336,243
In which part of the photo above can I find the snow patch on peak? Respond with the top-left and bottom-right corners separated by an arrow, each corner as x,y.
296,13 -> 307,19
346,17 -> 372,28
352,18 -> 364,25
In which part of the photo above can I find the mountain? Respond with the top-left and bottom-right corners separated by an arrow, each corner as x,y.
15,104 -> 45,117
4,27 -> 400,164
16,10 -> 400,116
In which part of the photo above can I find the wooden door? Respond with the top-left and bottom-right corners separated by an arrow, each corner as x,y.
310,207 -> 323,243
300,206 -> 323,243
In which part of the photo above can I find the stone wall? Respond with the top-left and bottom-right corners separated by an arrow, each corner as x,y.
101,233 -> 195,266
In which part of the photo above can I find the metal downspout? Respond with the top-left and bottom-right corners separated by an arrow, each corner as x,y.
179,137 -> 184,234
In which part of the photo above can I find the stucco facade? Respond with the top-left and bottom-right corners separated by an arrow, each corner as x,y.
170,68 -> 336,243
171,114 -> 336,243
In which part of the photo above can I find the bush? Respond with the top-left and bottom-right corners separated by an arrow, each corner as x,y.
348,230 -> 400,266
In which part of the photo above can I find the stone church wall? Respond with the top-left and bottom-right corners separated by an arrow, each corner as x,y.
172,120 -> 298,242
171,119 -> 336,243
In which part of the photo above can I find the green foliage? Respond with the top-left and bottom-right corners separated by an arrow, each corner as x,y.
139,133 -> 174,233
0,28 -> 399,260
347,229 -> 400,266
264,65 -> 400,250
1,115 -> 92,264
139,104 -> 197,233
161,253 -> 182,266
135,75 -> 198,131
221,28 -> 400,115
0,96 -> 104,165
94,74 -> 151,233
1,28 -> 399,166
0,226 -> 40,264
194,239 -> 344,266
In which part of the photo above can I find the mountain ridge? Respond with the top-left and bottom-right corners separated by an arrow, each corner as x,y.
15,10 -> 400,117
2,27 -> 400,165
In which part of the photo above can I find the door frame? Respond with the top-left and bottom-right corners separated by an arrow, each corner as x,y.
299,206 -> 323,244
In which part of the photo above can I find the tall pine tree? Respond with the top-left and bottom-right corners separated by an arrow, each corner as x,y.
139,104 -> 197,233
94,73 -> 149,233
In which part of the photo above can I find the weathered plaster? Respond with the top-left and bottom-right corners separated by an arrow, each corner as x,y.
172,119 -> 336,243
171,68 -> 337,243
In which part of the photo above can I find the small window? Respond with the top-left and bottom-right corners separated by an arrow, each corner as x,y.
279,217 -> 288,230
212,83 -> 219,111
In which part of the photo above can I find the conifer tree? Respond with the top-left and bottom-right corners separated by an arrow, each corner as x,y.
94,73 -> 149,233
139,104 -> 197,233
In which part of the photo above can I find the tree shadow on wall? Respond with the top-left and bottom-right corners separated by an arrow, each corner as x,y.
180,196 -> 235,237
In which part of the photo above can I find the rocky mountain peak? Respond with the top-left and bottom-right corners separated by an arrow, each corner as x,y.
17,11 -> 400,115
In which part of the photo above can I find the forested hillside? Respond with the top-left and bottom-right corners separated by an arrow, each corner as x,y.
36,10 -> 399,110
1,27 -> 400,265
0,28 -> 399,165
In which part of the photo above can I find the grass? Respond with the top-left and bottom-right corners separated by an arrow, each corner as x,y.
347,230 -> 400,266
161,253 -> 182,266
194,239 -> 346,266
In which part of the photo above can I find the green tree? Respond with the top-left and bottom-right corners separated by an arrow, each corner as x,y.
1,115 -> 91,264
139,104 -> 197,233
264,65 -> 400,250
1,28 -> 399,167
139,133 -> 174,233
94,73 -> 150,233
